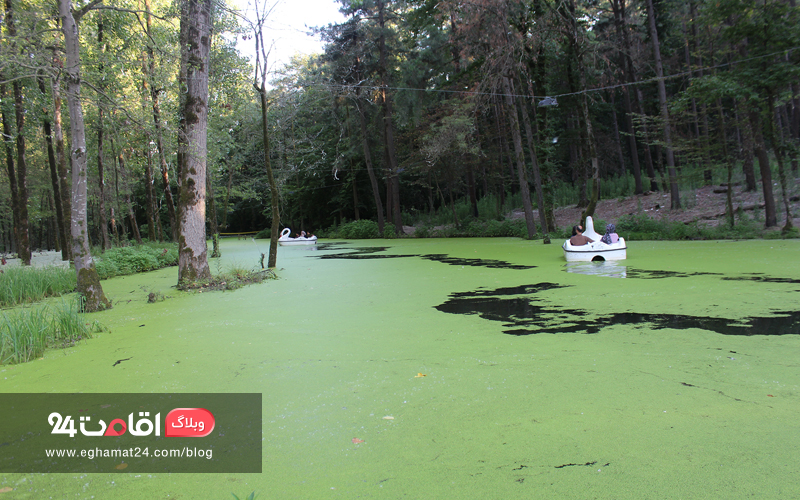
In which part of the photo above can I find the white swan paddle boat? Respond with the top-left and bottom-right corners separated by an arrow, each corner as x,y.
562,216 -> 626,262
278,228 -> 317,246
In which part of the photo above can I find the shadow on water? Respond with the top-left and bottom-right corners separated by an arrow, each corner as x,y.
315,246 -> 534,270
722,274 -> 800,284
420,254 -> 534,270
435,282 -> 800,336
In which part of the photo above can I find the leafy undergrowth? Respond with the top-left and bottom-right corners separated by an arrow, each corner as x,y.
178,268 -> 278,292
95,243 -> 179,279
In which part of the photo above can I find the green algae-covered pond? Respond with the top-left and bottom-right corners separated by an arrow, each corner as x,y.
2,237 -> 799,499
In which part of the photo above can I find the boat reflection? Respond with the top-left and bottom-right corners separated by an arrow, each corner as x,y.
565,260 -> 627,278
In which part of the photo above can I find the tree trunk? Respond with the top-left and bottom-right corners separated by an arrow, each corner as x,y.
109,138 -> 123,244
355,99 -> 385,233
3,0 -> 31,265
502,76 -> 536,239
222,161 -> 234,230
39,76 -> 70,259
748,107 -> 777,227
610,0 -> 645,194
144,150 -> 157,241
96,109 -> 110,250
118,150 -> 142,244
257,86 -> 279,268
737,100 -> 758,191
518,81 -> 550,243
207,163 -> 221,258
1,84 -> 21,260
144,0 -> 177,241
177,0 -> 213,284
578,92 -> 600,225
377,0 -> 403,235
51,58 -> 72,261
96,15 -> 110,250
646,0 -> 680,209
10,113 -> 28,259
767,93 -> 794,232
715,100 -> 735,228
610,91 -> 626,176
59,0 -> 111,311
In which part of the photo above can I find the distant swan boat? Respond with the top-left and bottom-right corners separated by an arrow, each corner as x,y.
278,228 -> 317,246
562,216 -> 627,262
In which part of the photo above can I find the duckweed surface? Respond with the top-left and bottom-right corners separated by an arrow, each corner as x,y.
1,238 -> 799,499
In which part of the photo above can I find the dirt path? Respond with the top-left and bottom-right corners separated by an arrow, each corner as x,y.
538,183 -> 800,232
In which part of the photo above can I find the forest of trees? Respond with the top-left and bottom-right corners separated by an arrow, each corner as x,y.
1,0 -> 798,271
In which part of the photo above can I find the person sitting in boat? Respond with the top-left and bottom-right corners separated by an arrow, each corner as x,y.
600,223 -> 619,244
571,224 -> 583,236
297,230 -> 307,238
569,225 -> 594,246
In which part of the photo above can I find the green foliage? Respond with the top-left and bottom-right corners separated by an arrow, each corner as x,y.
331,220 -> 381,239
615,212 -> 782,241
382,226 -> 398,239
0,298 -> 104,365
95,243 -> 179,279
0,266 -> 76,308
414,218 -> 528,238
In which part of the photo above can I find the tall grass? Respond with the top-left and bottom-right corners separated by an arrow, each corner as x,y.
0,298 -> 103,365
0,266 -> 76,308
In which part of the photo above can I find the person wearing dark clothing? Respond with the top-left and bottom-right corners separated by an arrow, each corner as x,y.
601,224 -> 619,244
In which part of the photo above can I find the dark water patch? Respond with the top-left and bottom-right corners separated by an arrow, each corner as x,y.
722,275 -> 800,284
420,254 -> 535,270
555,461 -> 609,469
318,253 -> 414,260
315,247 -> 411,260
315,242 -> 368,251
315,248 -> 534,269
435,283 -> 800,336
625,269 -> 722,279
449,283 -> 568,298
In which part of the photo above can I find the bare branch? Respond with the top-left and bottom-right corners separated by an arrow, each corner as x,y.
74,0 -> 105,22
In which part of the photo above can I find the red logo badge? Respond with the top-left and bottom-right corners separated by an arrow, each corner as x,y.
164,408 -> 215,437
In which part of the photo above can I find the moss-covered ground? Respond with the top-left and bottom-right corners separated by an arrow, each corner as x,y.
1,237 -> 799,499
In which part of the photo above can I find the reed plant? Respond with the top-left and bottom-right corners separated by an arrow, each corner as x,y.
0,265 -> 76,308
0,298 -> 102,365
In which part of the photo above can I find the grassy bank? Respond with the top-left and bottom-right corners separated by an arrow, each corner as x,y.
0,266 -> 76,308
0,298 -> 103,365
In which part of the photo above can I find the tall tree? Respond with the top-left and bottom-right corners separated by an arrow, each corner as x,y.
176,0 -> 212,284
645,0 -> 680,209
96,13 -> 111,250
251,0 -> 280,268
38,75 -> 69,258
2,0 -> 31,264
59,0 -> 111,311
144,0 -> 178,241
376,0 -> 402,234
51,49 -> 72,261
